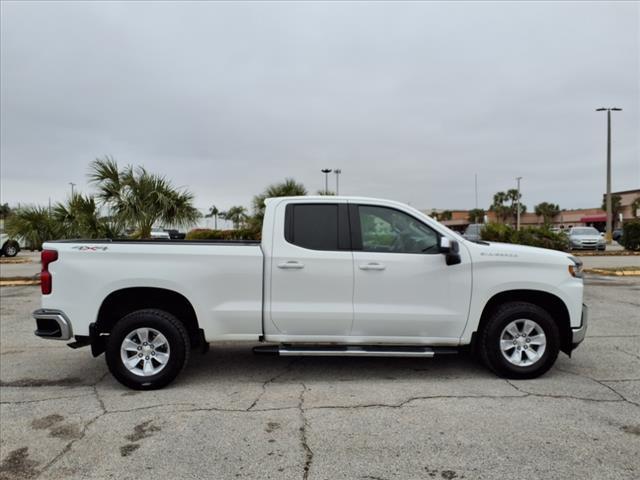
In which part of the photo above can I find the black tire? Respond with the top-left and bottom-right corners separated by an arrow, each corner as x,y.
479,302 -> 560,379
105,309 -> 191,390
2,240 -> 20,257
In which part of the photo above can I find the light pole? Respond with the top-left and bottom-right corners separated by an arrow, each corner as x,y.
69,182 -> 76,197
334,169 -> 342,195
474,173 -> 478,223
596,107 -> 622,244
321,169 -> 332,194
516,176 -> 523,231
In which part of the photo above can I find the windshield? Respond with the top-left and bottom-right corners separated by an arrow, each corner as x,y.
465,224 -> 481,234
571,228 -> 599,235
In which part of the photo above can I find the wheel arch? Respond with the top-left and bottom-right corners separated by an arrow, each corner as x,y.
475,289 -> 572,355
94,287 -> 202,356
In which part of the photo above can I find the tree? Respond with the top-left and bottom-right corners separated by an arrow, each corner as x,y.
632,197 -> 640,218
52,193 -> 117,239
0,203 -> 12,220
89,157 -> 200,238
534,202 -> 560,226
490,190 -> 526,224
205,205 -> 220,229
602,194 -> 623,227
5,206 -> 60,250
250,178 -> 307,229
468,208 -> 485,224
221,206 -> 248,229
430,210 -> 452,222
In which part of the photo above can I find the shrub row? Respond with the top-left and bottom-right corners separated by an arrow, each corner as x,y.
480,223 -> 569,251
185,228 -> 260,241
621,221 -> 640,251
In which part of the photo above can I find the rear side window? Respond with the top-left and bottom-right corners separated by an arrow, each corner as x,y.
285,204 -> 349,251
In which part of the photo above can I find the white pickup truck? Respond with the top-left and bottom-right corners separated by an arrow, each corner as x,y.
33,196 -> 587,389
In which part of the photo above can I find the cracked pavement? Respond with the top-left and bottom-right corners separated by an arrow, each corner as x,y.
1,277 -> 639,479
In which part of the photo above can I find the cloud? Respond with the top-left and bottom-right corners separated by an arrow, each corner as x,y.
1,1 -> 638,212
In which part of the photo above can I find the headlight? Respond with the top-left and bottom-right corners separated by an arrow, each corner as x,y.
568,256 -> 583,278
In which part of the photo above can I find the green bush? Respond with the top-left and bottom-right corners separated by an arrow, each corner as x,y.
480,223 -> 569,251
621,221 -> 640,251
186,228 -> 260,241
480,223 -> 513,243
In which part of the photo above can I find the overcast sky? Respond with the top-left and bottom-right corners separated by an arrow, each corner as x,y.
1,1 -> 638,215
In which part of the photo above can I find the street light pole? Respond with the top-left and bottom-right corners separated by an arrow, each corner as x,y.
334,169 -> 342,195
596,107 -> 622,244
321,169 -> 332,194
69,182 -> 76,197
516,176 -> 523,231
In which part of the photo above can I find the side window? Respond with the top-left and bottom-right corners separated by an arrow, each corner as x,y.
285,204 -> 340,251
358,205 -> 439,254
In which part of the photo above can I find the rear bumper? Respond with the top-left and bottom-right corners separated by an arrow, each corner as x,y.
33,309 -> 73,340
571,304 -> 588,349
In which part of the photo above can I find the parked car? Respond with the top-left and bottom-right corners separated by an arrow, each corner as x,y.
612,229 -> 623,242
164,229 -> 186,240
463,223 -> 483,241
0,233 -> 21,257
568,227 -> 606,251
33,196 -> 587,389
150,229 -> 170,239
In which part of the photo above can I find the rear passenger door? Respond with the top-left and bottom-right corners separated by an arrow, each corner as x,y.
268,201 -> 354,337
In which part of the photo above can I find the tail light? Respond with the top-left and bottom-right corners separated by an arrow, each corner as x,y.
41,249 -> 58,294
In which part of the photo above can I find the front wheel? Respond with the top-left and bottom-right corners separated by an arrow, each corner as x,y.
479,302 -> 559,379
2,241 -> 20,257
105,309 -> 191,390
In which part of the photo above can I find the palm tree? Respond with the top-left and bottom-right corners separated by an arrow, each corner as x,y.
205,205 -> 220,229
0,203 -> 11,220
491,190 -> 525,224
632,197 -> 640,218
53,193 -> 112,239
221,206 -> 248,229
5,206 -> 60,250
534,202 -> 560,226
602,194 -> 623,228
468,208 -> 485,224
251,178 -> 307,229
89,157 -> 200,238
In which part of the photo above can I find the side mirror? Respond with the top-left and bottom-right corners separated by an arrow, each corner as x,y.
440,237 -> 461,266
439,236 -> 452,253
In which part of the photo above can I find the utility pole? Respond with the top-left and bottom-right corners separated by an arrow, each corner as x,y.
334,169 -> 342,195
69,182 -> 76,197
474,173 -> 478,223
516,176 -> 523,231
596,107 -> 622,244
321,169 -> 332,194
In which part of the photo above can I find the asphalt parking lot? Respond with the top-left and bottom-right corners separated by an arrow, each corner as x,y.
1,278 -> 639,480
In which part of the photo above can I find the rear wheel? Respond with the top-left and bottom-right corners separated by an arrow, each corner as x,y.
105,309 -> 190,390
479,302 -> 559,379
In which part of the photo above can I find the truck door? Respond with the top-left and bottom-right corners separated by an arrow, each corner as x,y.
350,203 -> 472,341
266,201 -> 354,338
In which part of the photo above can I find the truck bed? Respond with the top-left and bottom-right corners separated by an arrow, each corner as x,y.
41,239 -> 264,341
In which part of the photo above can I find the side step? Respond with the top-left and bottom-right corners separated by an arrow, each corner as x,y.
253,345 -> 458,358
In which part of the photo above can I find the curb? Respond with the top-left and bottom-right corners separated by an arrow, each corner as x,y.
0,276 -> 40,287
584,268 -> 640,277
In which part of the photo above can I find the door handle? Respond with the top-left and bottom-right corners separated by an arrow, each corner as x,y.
359,263 -> 386,271
277,261 -> 305,269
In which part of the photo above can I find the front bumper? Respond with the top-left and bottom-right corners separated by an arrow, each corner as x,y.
33,309 -> 73,340
571,304 -> 588,349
